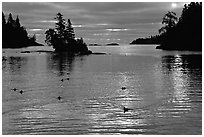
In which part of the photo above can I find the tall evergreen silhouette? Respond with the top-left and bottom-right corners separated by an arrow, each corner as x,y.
2,12 -> 43,48
45,12 -> 92,55
2,12 -> 6,25
7,13 -> 15,25
159,11 -> 177,34
15,16 -> 21,28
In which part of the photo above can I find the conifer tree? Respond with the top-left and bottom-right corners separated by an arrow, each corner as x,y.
159,11 -> 177,34
2,12 -> 6,25
7,13 -> 14,26
15,16 -> 21,28
54,13 -> 65,39
65,19 -> 75,40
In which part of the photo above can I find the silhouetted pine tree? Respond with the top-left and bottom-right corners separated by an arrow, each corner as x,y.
2,12 -> 6,25
7,13 -> 15,26
65,19 -> 75,40
15,16 -> 21,28
54,13 -> 65,39
159,11 -> 177,34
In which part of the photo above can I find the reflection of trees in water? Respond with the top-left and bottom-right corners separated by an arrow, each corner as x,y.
161,54 -> 201,74
49,53 -> 75,76
161,54 -> 202,97
48,53 -> 87,76
3,56 -> 28,75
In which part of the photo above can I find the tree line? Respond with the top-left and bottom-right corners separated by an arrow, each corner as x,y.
130,2 -> 202,51
130,35 -> 162,44
2,12 -> 43,48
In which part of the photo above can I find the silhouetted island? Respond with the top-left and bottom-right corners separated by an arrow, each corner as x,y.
106,43 -> 119,46
130,35 -> 161,44
45,13 -> 92,55
89,43 -> 101,46
130,2 -> 202,51
2,12 -> 44,48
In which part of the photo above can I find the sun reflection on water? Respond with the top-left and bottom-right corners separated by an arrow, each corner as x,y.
171,55 -> 191,106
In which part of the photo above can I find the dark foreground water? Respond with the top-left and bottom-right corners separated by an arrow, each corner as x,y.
2,45 -> 202,135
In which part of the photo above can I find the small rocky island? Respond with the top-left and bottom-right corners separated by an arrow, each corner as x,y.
106,43 -> 119,46
89,43 -> 101,46
2,12 -> 44,48
45,13 -> 92,55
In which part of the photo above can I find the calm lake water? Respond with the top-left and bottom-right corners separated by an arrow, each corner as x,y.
2,45 -> 202,135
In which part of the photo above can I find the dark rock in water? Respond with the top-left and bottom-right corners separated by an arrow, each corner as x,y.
21,50 -> 53,54
91,52 -> 107,55
21,51 -> 31,53
155,46 -> 162,49
35,50 -> 53,53
89,43 -> 101,46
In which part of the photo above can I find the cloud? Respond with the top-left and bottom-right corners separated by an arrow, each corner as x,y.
29,28 -> 42,32
39,20 -> 57,23
106,28 -> 128,32
93,33 -> 111,36
73,24 -> 83,28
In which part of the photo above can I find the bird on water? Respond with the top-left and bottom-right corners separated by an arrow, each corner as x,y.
121,87 -> 126,90
19,90 -> 23,94
58,96 -> 62,100
12,88 -> 17,91
123,107 -> 133,113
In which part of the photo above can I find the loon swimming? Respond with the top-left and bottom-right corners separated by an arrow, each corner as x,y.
121,87 -> 126,90
123,107 -> 133,113
19,90 -> 23,94
58,96 -> 62,100
12,88 -> 17,91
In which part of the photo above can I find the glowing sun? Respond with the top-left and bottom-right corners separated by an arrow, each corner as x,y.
171,3 -> 177,8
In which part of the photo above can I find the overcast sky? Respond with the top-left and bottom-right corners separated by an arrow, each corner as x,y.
2,2 -> 187,45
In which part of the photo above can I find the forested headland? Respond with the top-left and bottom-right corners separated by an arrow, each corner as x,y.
130,2 -> 202,51
2,12 -> 43,48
